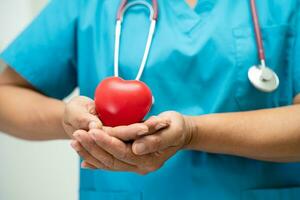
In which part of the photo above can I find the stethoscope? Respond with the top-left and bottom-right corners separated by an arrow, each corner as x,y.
114,0 -> 280,93
114,0 -> 158,81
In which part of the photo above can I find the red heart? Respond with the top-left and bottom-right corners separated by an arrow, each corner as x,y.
94,77 -> 153,127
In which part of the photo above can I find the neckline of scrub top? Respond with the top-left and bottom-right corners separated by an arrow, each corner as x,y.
166,0 -> 219,34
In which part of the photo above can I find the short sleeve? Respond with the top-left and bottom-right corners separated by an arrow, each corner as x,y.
0,0 -> 80,99
293,4 -> 300,96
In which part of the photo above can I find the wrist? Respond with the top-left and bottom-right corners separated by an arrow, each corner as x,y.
59,102 -> 71,139
183,115 -> 198,149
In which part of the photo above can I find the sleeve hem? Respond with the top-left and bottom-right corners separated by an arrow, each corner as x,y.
0,52 -> 66,100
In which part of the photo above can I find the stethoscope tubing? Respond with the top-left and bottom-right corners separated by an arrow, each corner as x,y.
114,0 -> 158,80
113,0 -> 278,92
250,0 -> 266,64
117,0 -> 266,61
117,0 -> 158,20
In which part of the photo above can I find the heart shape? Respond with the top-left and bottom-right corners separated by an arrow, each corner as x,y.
94,77 -> 153,127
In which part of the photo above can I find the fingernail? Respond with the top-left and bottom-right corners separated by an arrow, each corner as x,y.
81,162 -> 87,168
71,141 -> 79,151
137,129 -> 148,136
134,143 -> 146,155
81,165 -> 91,169
155,123 -> 167,130
89,121 -> 101,129
81,162 -> 93,170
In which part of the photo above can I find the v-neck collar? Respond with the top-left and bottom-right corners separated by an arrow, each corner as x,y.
165,0 -> 218,34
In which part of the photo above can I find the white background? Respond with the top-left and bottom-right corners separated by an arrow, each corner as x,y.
0,1 -> 79,200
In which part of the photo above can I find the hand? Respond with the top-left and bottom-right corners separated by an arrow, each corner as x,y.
132,111 -> 193,155
72,111 -> 193,174
71,115 -> 170,173
62,96 -> 102,139
65,95 -> 169,171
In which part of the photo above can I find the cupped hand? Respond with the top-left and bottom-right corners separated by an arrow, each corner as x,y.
71,115 -> 170,174
72,111 -> 193,174
65,95 -> 169,171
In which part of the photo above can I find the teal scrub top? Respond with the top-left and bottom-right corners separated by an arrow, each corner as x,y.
1,0 -> 300,199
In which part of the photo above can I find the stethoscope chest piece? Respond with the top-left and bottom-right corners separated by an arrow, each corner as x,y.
248,65 -> 279,93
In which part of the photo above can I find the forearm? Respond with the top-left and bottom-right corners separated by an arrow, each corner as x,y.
0,85 -> 68,140
186,105 -> 300,162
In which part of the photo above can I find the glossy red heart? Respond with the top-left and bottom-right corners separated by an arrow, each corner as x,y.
94,77 -> 153,127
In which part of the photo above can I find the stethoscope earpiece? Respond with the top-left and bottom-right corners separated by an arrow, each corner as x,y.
248,65 -> 279,93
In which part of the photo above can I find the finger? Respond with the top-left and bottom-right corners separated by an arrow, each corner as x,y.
74,130 -> 139,171
91,129 -> 149,166
132,128 -> 174,155
142,116 -> 170,136
70,139 -> 108,170
73,130 -> 114,168
81,161 -> 97,170
66,116 -> 102,141
86,102 -> 102,130
103,123 -> 148,141
65,111 -> 102,132
73,113 -> 102,131
89,120 -> 102,130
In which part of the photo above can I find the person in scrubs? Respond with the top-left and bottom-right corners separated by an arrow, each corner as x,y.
1,0 -> 300,199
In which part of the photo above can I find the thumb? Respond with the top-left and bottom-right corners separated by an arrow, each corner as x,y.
73,113 -> 102,131
132,129 -> 172,155
88,115 -> 103,129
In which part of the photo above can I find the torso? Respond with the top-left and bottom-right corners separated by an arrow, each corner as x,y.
76,1 -> 300,199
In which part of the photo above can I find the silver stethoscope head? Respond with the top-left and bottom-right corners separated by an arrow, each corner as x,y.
248,60 -> 280,93
248,0 -> 280,93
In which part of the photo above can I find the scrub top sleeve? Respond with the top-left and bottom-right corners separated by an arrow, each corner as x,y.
293,6 -> 300,97
0,0 -> 80,99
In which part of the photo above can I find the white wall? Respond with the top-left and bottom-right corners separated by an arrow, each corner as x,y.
0,1 -> 30,51
0,1 -> 79,200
